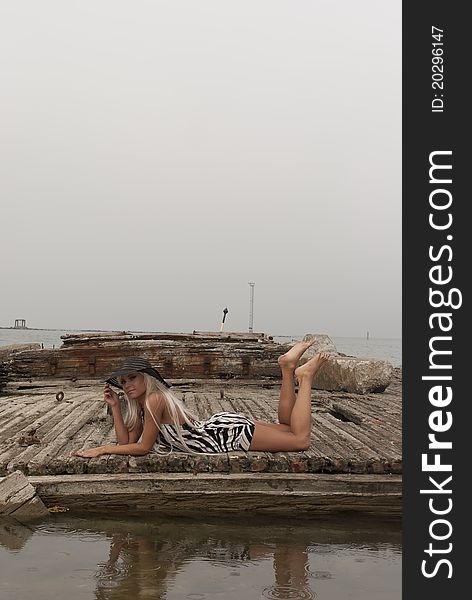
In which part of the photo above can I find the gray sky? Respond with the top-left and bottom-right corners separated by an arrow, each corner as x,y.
0,1 -> 401,338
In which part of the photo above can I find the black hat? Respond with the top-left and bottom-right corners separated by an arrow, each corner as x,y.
106,357 -> 171,389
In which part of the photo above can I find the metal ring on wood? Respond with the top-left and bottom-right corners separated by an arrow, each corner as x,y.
56,391 -> 64,402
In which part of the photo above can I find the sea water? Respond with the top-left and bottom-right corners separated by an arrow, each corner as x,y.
276,335 -> 401,367
0,513 -> 401,600
0,328 -> 402,366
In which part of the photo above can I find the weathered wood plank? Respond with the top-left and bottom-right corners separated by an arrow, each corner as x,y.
0,470 -> 48,518
309,415 -> 353,472
84,421 -> 119,474
319,413 -> 384,457
337,410 -> 402,452
29,405 -> 109,476
0,394 -> 67,439
85,396 -> 137,475
54,421 -> 103,475
193,391 -> 217,420
0,373 -> 402,478
317,413 -> 394,474
0,401 -> 78,475
315,417 -> 373,474
326,414 -> 402,461
343,394 -> 402,419
5,396 -> 102,475
60,331 -> 272,345
28,472 -> 402,516
0,398 -> 48,437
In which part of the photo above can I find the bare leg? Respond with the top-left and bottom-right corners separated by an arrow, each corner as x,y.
254,421 -> 290,431
249,352 -> 330,452
277,338 -> 315,425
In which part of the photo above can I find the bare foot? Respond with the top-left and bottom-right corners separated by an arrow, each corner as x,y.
278,338 -> 315,369
295,352 -> 330,381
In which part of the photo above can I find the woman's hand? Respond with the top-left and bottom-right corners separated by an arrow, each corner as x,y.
71,446 -> 107,458
104,383 -> 120,408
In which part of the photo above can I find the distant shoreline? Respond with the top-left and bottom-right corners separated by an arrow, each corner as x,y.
0,327 -> 401,340
0,327 -> 138,333
0,327 -> 112,332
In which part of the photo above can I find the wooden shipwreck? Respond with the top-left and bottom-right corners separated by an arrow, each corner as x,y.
1,330 -> 394,393
0,331 -> 402,517
2,331 -> 286,385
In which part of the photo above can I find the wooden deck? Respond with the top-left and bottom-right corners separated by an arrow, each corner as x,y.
0,369 -> 402,516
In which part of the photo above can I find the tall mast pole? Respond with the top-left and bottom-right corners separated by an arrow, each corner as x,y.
248,282 -> 255,332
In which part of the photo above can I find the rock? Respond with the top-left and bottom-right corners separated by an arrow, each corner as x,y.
313,355 -> 393,394
0,470 -> 49,520
299,333 -> 338,354
296,334 -> 393,393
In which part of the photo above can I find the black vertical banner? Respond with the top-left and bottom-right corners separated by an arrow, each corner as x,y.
403,2 -> 468,598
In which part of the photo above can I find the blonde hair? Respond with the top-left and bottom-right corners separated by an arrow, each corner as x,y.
122,372 -> 201,454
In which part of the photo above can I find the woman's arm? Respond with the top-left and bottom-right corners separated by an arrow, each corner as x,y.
72,392 -> 163,458
104,384 -> 143,444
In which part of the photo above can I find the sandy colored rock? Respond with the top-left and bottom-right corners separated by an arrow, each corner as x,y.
312,355 -> 393,394
299,334 -> 338,354
296,334 -> 393,393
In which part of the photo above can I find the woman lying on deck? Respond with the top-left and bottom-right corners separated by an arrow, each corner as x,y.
71,340 -> 329,458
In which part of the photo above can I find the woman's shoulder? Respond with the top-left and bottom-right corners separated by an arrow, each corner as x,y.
145,391 -> 165,411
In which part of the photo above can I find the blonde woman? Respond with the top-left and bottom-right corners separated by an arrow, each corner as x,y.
72,341 -> 329,458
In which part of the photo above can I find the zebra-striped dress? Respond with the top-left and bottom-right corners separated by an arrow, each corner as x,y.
155,412 -> 255,453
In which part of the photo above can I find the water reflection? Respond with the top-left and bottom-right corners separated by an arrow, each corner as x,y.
95,532 -> 171,598
260,543 -> 314,599
94,531 -> 316,600
0,514 -> 401,600
0,516 -> 35,551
